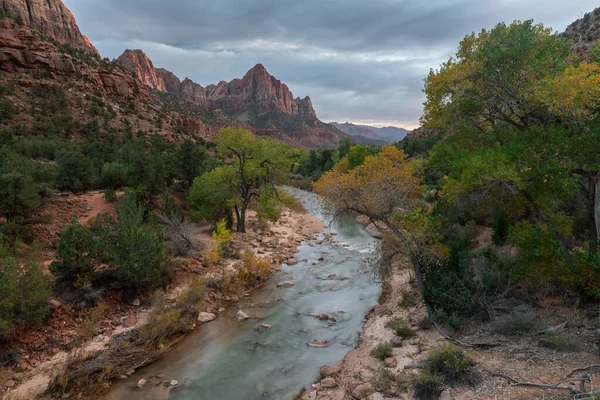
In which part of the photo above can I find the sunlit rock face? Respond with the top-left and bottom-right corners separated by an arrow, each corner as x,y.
1,0 -> 100,57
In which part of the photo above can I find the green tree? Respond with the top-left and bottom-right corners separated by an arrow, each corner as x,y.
51,220 -> 95,283
192,128 -> 293,232
188,166 -> 236,226
0,172 -> 41,221
0,256 -> 52,338
55,149 -> 96,192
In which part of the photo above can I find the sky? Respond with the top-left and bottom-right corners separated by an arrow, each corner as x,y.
63,0 -> 598,129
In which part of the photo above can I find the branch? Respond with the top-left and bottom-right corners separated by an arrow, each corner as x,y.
566,364 -> 600,378
491,373 -> 583,394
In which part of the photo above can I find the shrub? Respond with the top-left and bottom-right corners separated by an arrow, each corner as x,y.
539,332 -> 578,352
104,188 -> 117,202
91,191 -> 171,294
0,257 -> 53,339
176,277 -> 205,320
370,341 -> 393,360
155,208 -> 196,257
371,369 -> 408,396
387,319 -> 416,339
51,220 -> 95,283
492,311 -> 544,336
422,344 -> 474,383
238,251 -> 271,287
69,303 -> 107,348
413,371 -> 442,400
399,290 -> 418,308
0,99 -> 17,124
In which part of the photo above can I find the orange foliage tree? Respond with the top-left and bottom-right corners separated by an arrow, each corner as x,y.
314,146 -> 448,311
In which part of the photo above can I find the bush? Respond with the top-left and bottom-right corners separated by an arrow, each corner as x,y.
399,290 -> 418,308
238,251 -> 271,287
413,371 -> 442,400
492,311 -> 544,336
104,188 -> 117,202
370,341 -> 393,360
0,257 -> 53,339
176,277 -> 205,320
371,369 -> 407,396
101,162 -> 127,189
422,344 -> 474,383
387,318 -> 416,339
51,221 -> 95,283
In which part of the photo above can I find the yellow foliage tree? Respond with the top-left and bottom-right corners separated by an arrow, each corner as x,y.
314,146 -> 448,311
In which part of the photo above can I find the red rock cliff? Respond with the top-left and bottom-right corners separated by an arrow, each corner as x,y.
117,49 -> 166,91
1,0 -> 99,57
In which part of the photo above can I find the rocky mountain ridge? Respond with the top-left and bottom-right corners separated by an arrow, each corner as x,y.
117,49 -> 346,147
330,121 -> 409,143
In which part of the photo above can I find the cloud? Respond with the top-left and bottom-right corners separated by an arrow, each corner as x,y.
64,0 -> 598,127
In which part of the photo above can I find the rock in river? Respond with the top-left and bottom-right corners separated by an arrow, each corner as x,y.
237,310 -> 250,321
197,312 -> 217,323
308,339 -> 331,348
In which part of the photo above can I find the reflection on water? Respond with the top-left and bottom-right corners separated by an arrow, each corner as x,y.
105,188 -> 380,400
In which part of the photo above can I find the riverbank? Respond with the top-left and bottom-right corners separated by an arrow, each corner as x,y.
3,198 -> 324,400
301,251 -> 600,400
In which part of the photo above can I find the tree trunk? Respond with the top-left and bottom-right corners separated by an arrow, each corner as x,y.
234,205 -> 241,231
237,205 -> 247,233
593,172 -> 600,254
410,253 -> 433,317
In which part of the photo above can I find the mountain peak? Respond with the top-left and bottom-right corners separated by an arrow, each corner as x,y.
1,0 -> 100,57
117,49 -> 167,91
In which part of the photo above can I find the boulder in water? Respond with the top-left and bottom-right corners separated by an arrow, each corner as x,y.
308,339 -> 331,348
237,310 -> 249,320
277,281 -> 295,288
137,379 -> 147,388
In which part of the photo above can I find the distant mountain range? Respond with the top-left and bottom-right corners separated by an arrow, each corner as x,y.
329,122 -> 410,144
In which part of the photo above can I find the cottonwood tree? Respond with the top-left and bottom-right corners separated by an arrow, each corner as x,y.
314,146 -> 448,312
189,128 -> 293,232
424,19 -> 600,258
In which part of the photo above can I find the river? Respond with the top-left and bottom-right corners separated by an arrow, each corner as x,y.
105,188 -> 381,400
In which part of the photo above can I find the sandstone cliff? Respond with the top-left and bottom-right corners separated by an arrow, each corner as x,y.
117,50 -> 166,91
1,0 -> 99,57
117,50 -> 347,147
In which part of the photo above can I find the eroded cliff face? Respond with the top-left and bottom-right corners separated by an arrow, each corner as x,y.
117,50 -> 166,91
0,20 -> 145,98
1,0 -> 99,57
117,53 -> 320,122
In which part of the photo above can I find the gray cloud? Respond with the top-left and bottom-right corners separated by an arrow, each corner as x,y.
64,0 -> 598,127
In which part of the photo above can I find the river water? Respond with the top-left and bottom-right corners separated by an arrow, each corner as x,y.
105,188 -> 380,400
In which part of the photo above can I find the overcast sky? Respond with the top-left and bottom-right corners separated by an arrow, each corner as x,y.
64,0 -> 597,128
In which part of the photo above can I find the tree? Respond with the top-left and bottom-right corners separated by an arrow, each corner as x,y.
51,220 -> 95,283
0,256 -> 52,338
55,149 -> 96,192
0,172 -> 41,221
314,146 -> 448,312
175,139 -> 214,189
192,128 -> 293,232
91,191 -> 170,293
422,20 -> 569,131
188,166 -> 237,226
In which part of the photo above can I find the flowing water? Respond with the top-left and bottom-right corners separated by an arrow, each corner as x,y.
105,188 -> 380,400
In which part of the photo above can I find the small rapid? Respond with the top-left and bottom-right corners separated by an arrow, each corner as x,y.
105,188 -> 381,400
